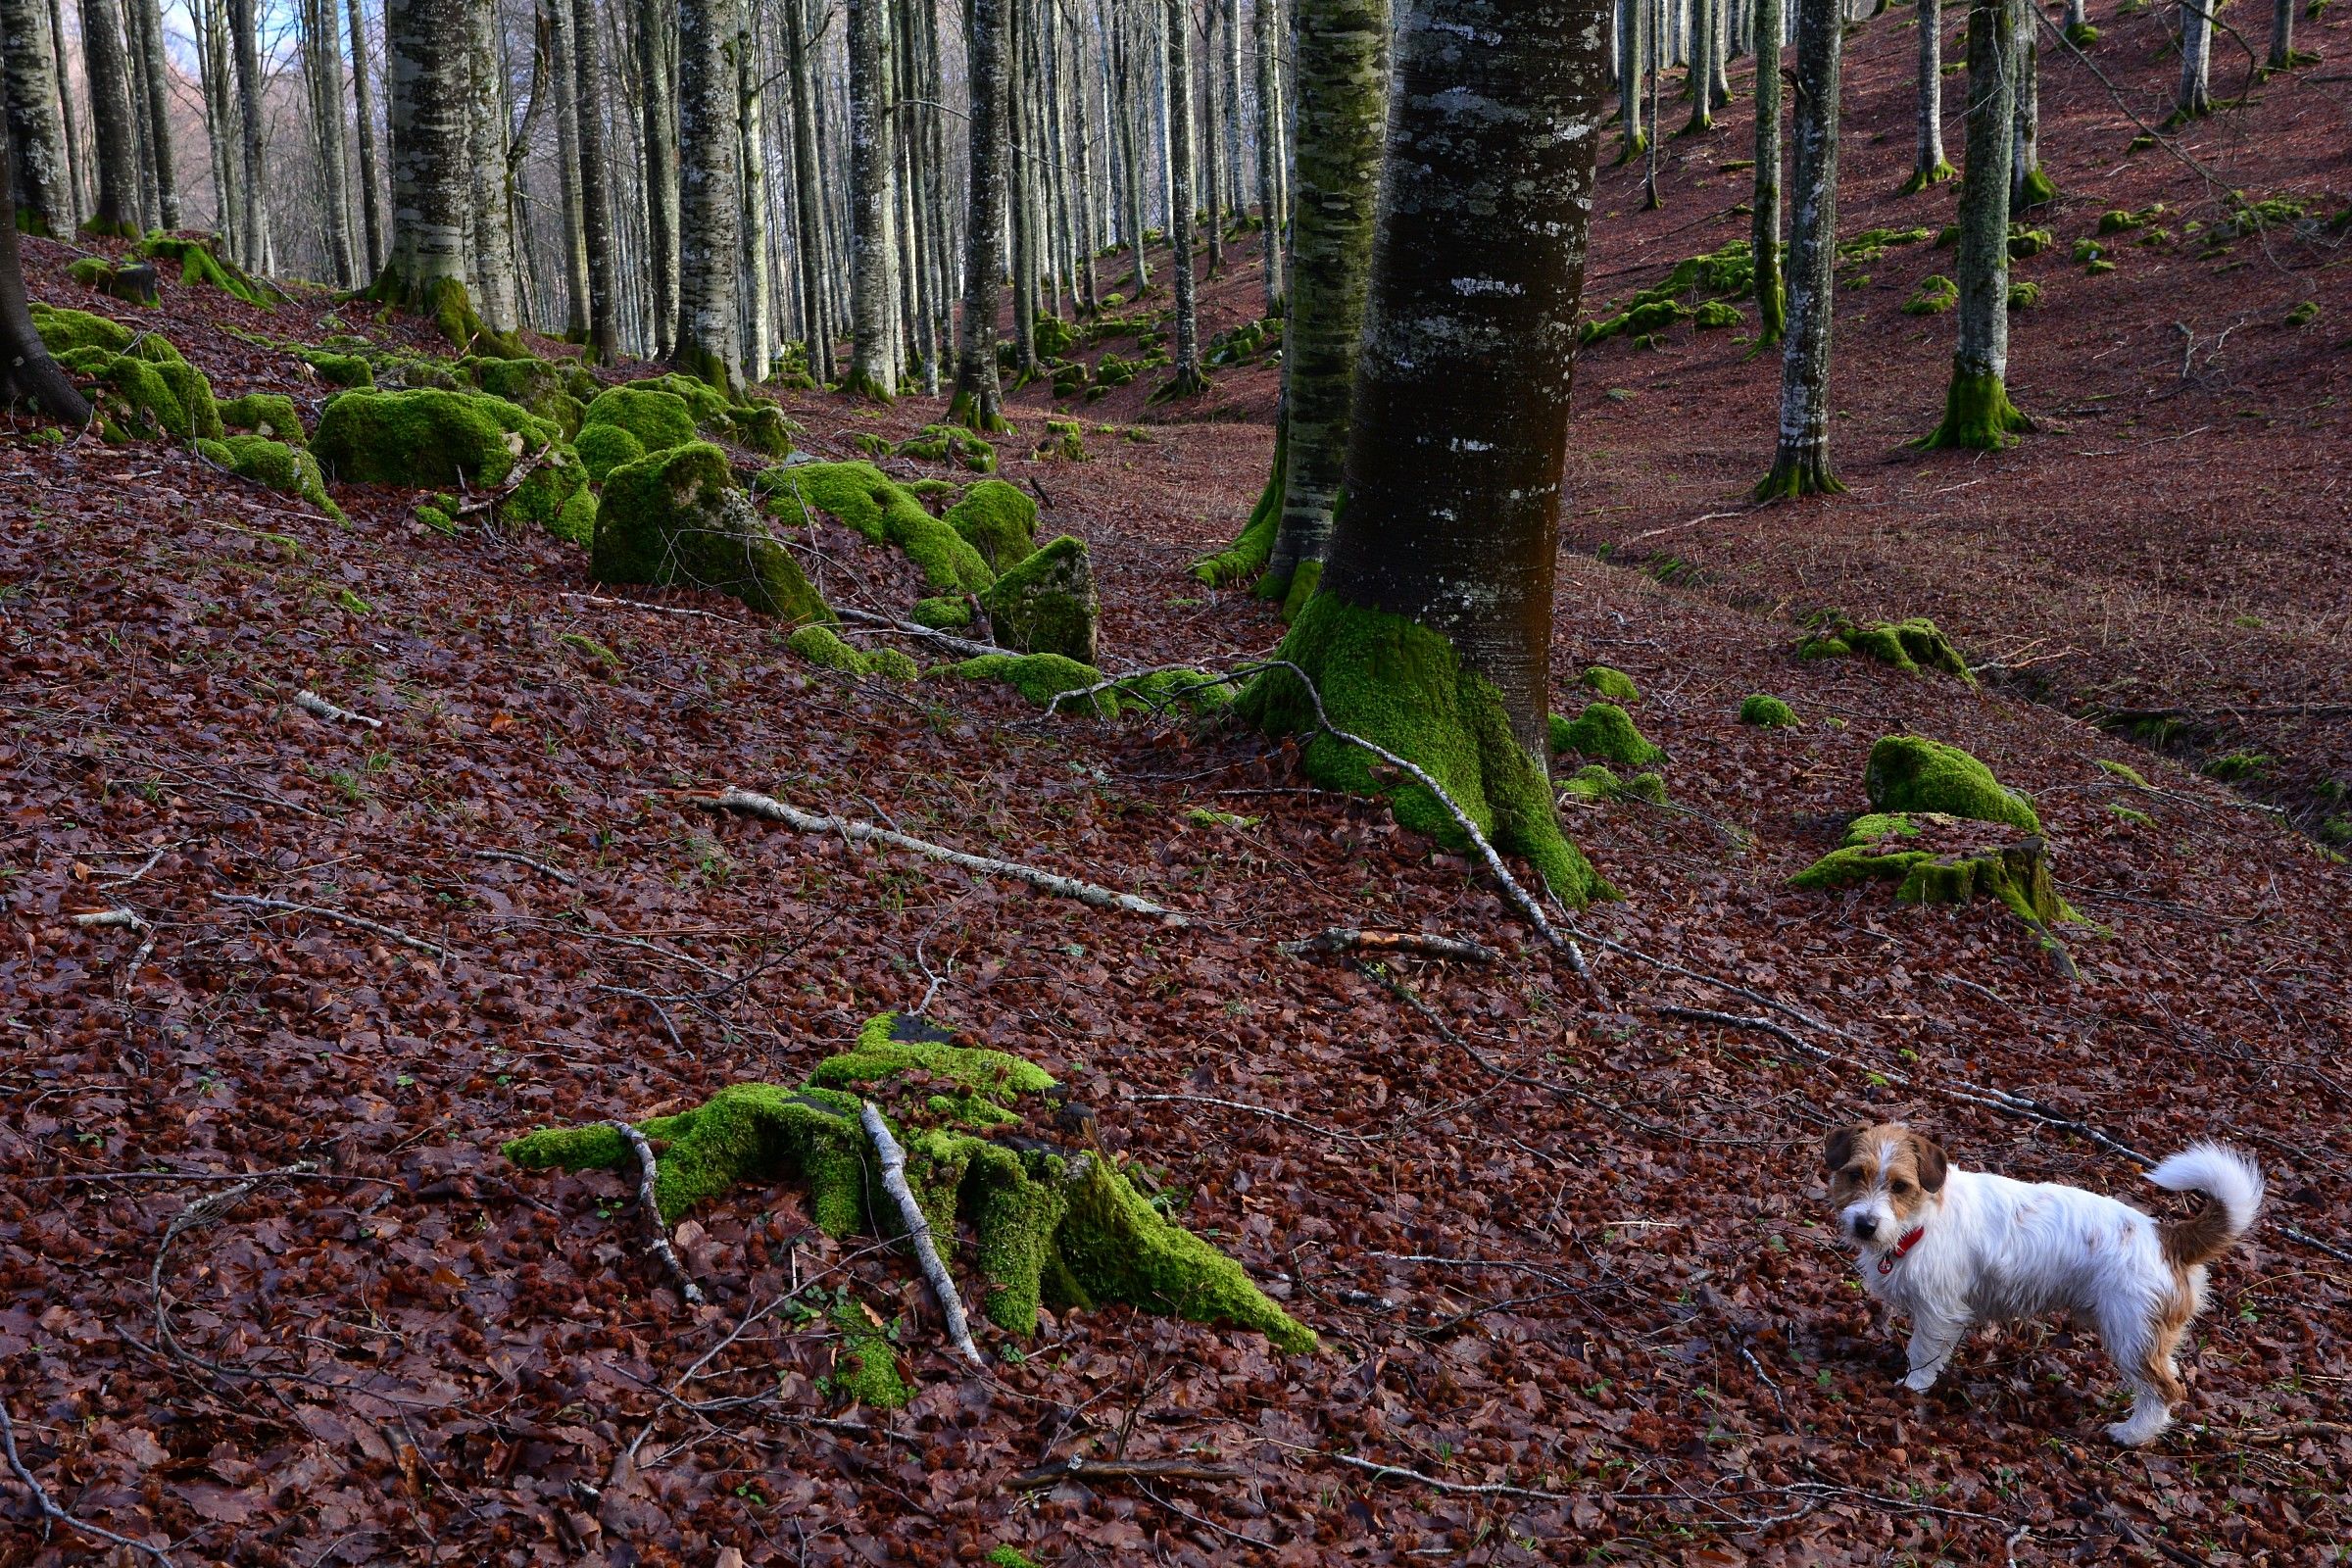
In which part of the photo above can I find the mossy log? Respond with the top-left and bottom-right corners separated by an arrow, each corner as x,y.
504,1012 -> 1316,1362
1795,614 -> 1974,682
1789,815 -> 2078,971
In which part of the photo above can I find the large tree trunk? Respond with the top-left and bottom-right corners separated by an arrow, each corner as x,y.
2010,23 -> 2050,207
0,122 -> 90,421
784,0 -> 833,382
1754,0 -> 1844,497
951,0 -> 1011,430
1251,0 -> 1281,312
1161,0 -> 1206,393
668,0 -> 742,389
371,0 -> 494,343
1256,0 -> 1389,604
1241,0 -> 1613,907
1922,0 -> 2029,448
2,0 -> 76,235
78,0 -> 144,236
347,0 -> 386,271
128,0 -> 177,226
1903,0 -> 1953,191
639,0 -> 681,355
465,0 -> 519,331
844,0 -> 897,397
546,0 -> 590,340
1751,0 -> 1783,343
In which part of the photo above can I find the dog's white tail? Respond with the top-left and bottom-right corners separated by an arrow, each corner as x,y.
2148,1143 -> 2264,1266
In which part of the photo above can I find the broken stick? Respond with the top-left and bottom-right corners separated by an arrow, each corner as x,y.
859,1101 -> 984,1364
697,788 -> 1186,923
1280,928 -> 1500,963
609,1121 -> 705,1305
215,894 -> 451,960
0,1398 -> 176,1566
293,690 -> 384,730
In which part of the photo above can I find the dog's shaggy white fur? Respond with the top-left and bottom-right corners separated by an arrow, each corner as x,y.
1825,1122 -> 2263,1445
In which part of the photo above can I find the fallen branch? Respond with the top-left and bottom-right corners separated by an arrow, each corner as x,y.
215,893 -> 451,960
293,689 -> 384,730
149,1163 -> 314,1387
452,442 -> 555,518
1015,1455 -> 1243,1490
1037,662 -> 1250,719
468,847 -> 579,885
70,906 -> 150,932
834,605 -> 999,659
1280,927 -> 1500,963
1320,1449 -> 1581,1503
2092,700 -> 2352,725
609,1121 -> 705,1305
0,1398 -> 177,1566
695,787 -> 1185,923
859,1101 -> 983,1364
562,591 -> 743,623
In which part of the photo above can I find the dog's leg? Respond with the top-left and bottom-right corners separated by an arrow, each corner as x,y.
1901,1315 -> 1967,1392
2101,1301 -> 2187,1446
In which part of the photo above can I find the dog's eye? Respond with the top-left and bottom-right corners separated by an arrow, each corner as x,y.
1890,1179 -> 1913,1196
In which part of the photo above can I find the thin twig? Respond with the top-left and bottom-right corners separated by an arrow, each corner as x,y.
609,1121 -> 705,1305
215,894 -> 451,960
467,847 -> 579,885
0,1398 -> 178,1566
859,1101 -> 984,1364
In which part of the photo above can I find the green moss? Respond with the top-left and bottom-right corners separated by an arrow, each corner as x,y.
1865,734 -> 2041,832
2108,804 -> 2153,825
197,434 -> 342,521
910,595 -> 975,629
1902,274 -> 1959,315
1238,594 -> 1614,906
1277,558 -> 1324,623
467,356 -> 584,435
576,420 -> 647,482
1692,299 -> 1745,329
770,461 -> 994,594
2065,19 -> 2098,41
986,1547 -> 1042,1568
2007,280 -> 2042,311
2096,759 -> 2153,789
1797,614 -> 1974,681
2284,300 -> 2320,327
1740,694 -> 1798,727
592,443 -> 829,620
953,652 -> 1111,713
582,384 -> 697,453
826,1298 -> 912,1408
1918,367 -> 2033,450
944,478 -> 1039,570
29,303 -> 134,357
977,534 -> 1099,662
1841,811 -> 1921,845
1581,665 -> 1641,703
68,256 -> 159,305
1559,763 -> 1667,805
788,623 -> 919,682
2006,223 -> 2055,259
1114,668 -> 1237,719
1556,701 -> 1663,767
897,423 -> 998,472
219,393 -> 304,443
305,351 -> 376,389
2202,751 -> 2273,782
94,349 -> 221,442
135,235 -> 279,307
312,386 -> 588,539
1899,161 -> 1959,195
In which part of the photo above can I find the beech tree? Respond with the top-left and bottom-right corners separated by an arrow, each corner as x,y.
1751,0 -> 1784,343
843,0 -> 897,398
348,0 -> 386,270
77,0 -> 143,236
1903,0 -> 1954,192
369,0 -> 508,346
1239,0 -> 1615,908
1,109 -> 90,421
2011,23 -> 2050,207
1251,0 -> 1284,312
127,0 -> 175,227
2,0 -> 75,234
2177,0 -> 2212,120
1921,0 -> 2030,448
672,0 -> 743,391
1160,0 -> 1206,395
1685,0 -> 1717,133
1617,0 -> 1647,164
952,0 -> 1012,431
1755,0 -> 1844,498
640,0 -> 682,356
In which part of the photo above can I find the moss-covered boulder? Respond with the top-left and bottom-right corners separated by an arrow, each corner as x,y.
304,350 -> 377,389
313,387 -> 592,542
466,356 -> 586,435
1790,813 -> 2075,943
504,1011 -> 1315,1356
1740,693 -> 1799,727
950,652 -> 1113,714
135,234 -> 280,308
581,384 -> 698,453
1581,664 -> 1641,703
765,461 -> 994,595
67,256 -> 159,306
897,422 -> 998,472
218,393 -> 305,443
196,434 -> 342,522
1797,614 -> 1974,682
575,421 -> 646,482
911,595 -> 976,629
592,442 -> 828,620
1864,734 -> 2041,833
1559,762 -> 1667,804
789,623 -> 920,682
32,308 -> 220,443
945,478 -> 1039,570
980,534 -> 1099,663
1552,701 -> 1664,767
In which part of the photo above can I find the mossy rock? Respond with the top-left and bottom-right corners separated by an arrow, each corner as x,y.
592,442 -> 827,620
68,256 -> 159,306
467,356 -> 584,436
980,534 -> 1099,663
825,1296 -> 911,1407
897,422 -> 998,473
1864,734 -> 2040,833
1740,694 -> 1798,727
1796,614 -> 1974,682
313,386 -> 590,542
910,595 -> 975,630
788,623 -> 920,682
2007,280 -> 2042,311
1036,417 -> 1087,462
1033,316 -> 1078,359
1559,763 -> 1667,805
951,652 -> 1111,714
1692,299 -> 1745,330
767,460 -> 993,595
33,312 -> 220,443
1903,274 -> 1959,316
581,384 -> 698,453
135,234 -> 280,308
1580,665 -> 1641,704
1552,701 -> 1663,767
196,434 -> 342,521
1111,667 -> 1238,719
304,351 -> 377,389
1791,828 -> 2073,935
28,303 -> 135,357
1240,595 -> 1614,906
2006,223 -> 2055,259
504,1011 -> 1314,1353
945,478 -> 1039,570
219,393 -> 305,443
576,420 -> 647,482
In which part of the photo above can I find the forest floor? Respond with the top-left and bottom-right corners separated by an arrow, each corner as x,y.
6,8 -> 2352,1567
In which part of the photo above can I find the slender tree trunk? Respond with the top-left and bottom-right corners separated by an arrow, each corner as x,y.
0,127 -> 90,421
1220,0 -> 1242,232
1065,0 -> 1101,310
1007,0 -> 1038,372
348,0 -> 386,271
2010,22 -> 2050,206
1200,0 -> 1224,273
1116,3 -> 1149,288
738,6 -> 772,381
2,0 -> 75,235
122,0 -> 159,225
226,0 -> 271,256
953,0 -> 1011,428
1252,0 -> 1282,311
845,0 -> 897,396
1161,0 -> 1208,391
2177,0 -> 2210,118
1752,0 -> 1784,343
79,0 -> 144,236
1922,0 -> 2029,448
124,0 -> 176,226
371,0 -> 487,337
667,0 -> 743,388
564,0 -> 618,358
1709,0 -> 1730,102
1755,0 -> 1844,496
1617,0 -> 1647,163
1258,0 -> 1389,603
2063,0 -> 2088,38
784,0 -> 833,380
2268,0 -> 2296,67
545,0 -> 590,338
305,0 -> 359,282
1903,0 -> 1953,190
197,0 -> 239,250
1685,0 -> 1715,129
1241,0 -> 1613,907
49,0 -> 86,220
639,0 -> 681,353
466,0 -> 520,330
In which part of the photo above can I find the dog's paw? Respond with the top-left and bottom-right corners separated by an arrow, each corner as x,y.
1900,1368 -> 1940,1393
2106,1413 -> 2171,1446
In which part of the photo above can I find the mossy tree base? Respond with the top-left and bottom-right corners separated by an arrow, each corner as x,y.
1916,368 -> 2033,451
504,1012 -> 1316,1359
1899,161 -> 1959,195
946,389 -> 1012,435
1236,593 -> 1615,906
1789,816 -> 2079,970
1753,446 -> 1847,502
2015,166 -> 2059,209
363,270 -> 525,359
1191,420 -> 1285,587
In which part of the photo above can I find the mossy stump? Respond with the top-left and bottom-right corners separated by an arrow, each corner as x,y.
1864,734 -> 2041,832
1796,614 -> 1974,682
592,443 -> 829,621
764,461 -> 994,596
980,535 -> 1100,664
504,1012 -> 1317,1369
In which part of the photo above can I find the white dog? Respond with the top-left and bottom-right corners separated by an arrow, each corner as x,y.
1824,1121 -> 2264,1445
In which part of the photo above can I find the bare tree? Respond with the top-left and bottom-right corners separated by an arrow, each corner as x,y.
844,0 -> 898,397
1754,0 -> 1844,497
1161,0 -> 1207,394
0,119 -> 90,422
1920,0 -> 2030,448
78,0 -> 144,236
348,0 -> 386,270
1751,0 -> 1783,343
1902,0 -> 1955,191
952,0 -> 1012,430
2,0 -> 75,234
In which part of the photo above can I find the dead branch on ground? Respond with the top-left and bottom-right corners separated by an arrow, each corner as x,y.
609,1121 -> 706,1306
1281,927 -> 1501,962
859,1102 -> 983,1364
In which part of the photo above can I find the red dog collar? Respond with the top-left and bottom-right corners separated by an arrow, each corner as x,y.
1878,1226 -> 1927,1275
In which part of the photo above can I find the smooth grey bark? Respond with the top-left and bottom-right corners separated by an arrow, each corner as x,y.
1685,0 -> 1715,129
376,0 -> 471,304
78,0 -> 143,235
547,0 -> 590,339
121,0 -> 157,224
2010,21 -> 2046,207
1752,0 -> 1783,342
1908,0 -> 1952,188
1064,0 -> 1101,310
1617,0 -> 1647,161
0,121 -> 90,421
2177,0 -> 2211,118
1921,0 -> 2027,447
1163,0 -> 1205,390
1200,0 -> 1223,274
1262,0 -> 1389,595
465,0 -> 519,330
1114,0 -> 1148,287
128,0 -> 176,226
738,6 -> 771,381
2,0 -> 75,234
304,0 -> 358,282
1757,0 -> 1843,496
1007,0 -> 1037,371
845,0 -> 897,396
892,0 -> 931,387
2268,0 -> 2296,67
48,0 -> 84,218
348,0 -> 386,270
1220,0 -> 1241,228
567,0 -> 617,358
952,0 -> 1010,428
671,0 -> 742,389
1252,0 -> 1282,311
639,0 -> 681,354
784,0 -> 833,380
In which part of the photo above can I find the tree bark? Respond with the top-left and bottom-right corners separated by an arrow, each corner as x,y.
1242,0 -> 1613,907
784,0 -> 833,381
2,0 -> 75,235
1920,0 -> 2028,448
372,0 -> 486,337
1751,0 -> 1784,343
1200,0 -> 1223,274
667,0 -> 742,389
465,0 -> 520,331
1685,0 -> 1715,130
1252,0 -> 1282,311
1161,0 -> 1206,393
79,0 -> 145,236
1258,0 -> 1388,602
2268,0 -> 2296,67
844,0 -> 898,397
48,0 -> 85,220
0,117 -> 90,421
1617,0 -> 1648,164
544,0 -> 589,339
304,0 -> 358,282
952,0 -> 1011,429
2009,22 -> 2049,207
2177,0 -> 2210,119
639,0 -> 681,354
1755,0 -> 1844,497
1903,0 -> 1953,191
347,0 -> 386,271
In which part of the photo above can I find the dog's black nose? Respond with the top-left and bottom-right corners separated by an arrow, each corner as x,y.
1851,1214 -> 1878,1240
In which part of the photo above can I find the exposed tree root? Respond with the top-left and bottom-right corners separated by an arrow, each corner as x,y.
0,1398 -> 177,1566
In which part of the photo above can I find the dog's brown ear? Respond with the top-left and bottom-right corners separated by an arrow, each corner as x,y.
1909,1132 -> 1949,1192
1823,1124 -> 1865,1175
